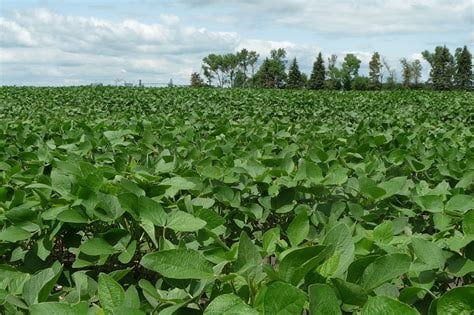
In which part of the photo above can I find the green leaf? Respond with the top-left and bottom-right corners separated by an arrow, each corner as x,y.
377,176 -> 407,198
204,293 -> 258,315
463,210 -> 474,235
123,285 -> 140,309
166,211 -> 207,232
56,208 -> 89,223
436,286 -> 474,315
362,296 -> 419,315
279,245 -> 332,285
138,196 -> 166,227
322,223 -> 354,277
359,177 -> 386,199
262,227 -> 280,254
200,165 -> 223,179
360,253 -> 411,291
234,232 -> 261,274
323,166 -> 348,186
263,281 -> 306,315
0,226 -> 31,242
140,249 -> 214,279
118,240 -> 137,264
79,237 -> 116,256
445,195 -> 474,213
411,237 -> 446,269
286,210 -> 309,247
98,273 -> 125,313
373,221 -> 394,244
161,176 -> 196,190
309,284 -> 342,315
331,278 -> 368,306
112,307 -> 146,315
29,302 -> 88,315
23,262 -> 62,305
415,195 -> 444,213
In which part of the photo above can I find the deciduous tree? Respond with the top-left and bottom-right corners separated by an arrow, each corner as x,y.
341,54 -> 361,90
190,72 -> 204,87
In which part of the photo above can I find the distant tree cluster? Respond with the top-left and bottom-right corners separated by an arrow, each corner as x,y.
192,45 -> 472,91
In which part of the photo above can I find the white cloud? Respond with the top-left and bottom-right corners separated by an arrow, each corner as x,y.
1,4 -> 461,86
0,8 -> 327,85
175,0 -> 473,36
0,9 -> 243,85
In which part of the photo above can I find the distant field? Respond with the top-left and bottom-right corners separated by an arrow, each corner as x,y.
0,87 -> 473,314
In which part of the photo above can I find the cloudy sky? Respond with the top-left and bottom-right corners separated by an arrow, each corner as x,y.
1,0 -> 472,86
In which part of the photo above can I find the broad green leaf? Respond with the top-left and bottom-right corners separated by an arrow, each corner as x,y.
286,210 -> 309,247
118,240 -> 137,264
140,249 -> 214,279
323,166 -> 348,186
445,195 -> 474,213
463,210 -> 474,235
161,176 -> 196,190
56,208 -> 89,223
79,238 -> 116,256
332,278 -> 368,306
309,284 -> 342,315
112,307 -> 146,315
411,237 -> 446,269
204,293 -> 258,315
262,227 -> 280,254
138,196 -> 166,227
373,221 -> 393,244
436,286 -> 474,315
192,197 -> 215,209
362,296 -> 419,315
322,223 -> 354,277
414,195 -> 444,213
123,285 -> 140,309
359,177 -> 386,199
377,176 -> 407,198
23,262 -> 62,305
200,165 -> 223,179
263,281 -> 306,315
234,232 -> 261,274
0,226 -> 31,242
360,253 -> 411,291
279,245 -> 332,285
98,273 -> 125,313
166,211 -> 207,232
29,301 -> 88,315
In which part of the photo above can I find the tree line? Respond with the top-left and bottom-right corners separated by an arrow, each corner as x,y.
190,45 -> 472,91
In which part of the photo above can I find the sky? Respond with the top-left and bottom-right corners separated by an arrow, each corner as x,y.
0,0 -> 473,86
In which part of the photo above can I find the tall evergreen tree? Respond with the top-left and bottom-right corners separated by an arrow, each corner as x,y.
454,45 -> 473,90
287,58 -> 304,89
308,52 -> 325,90
422,46 -> 455,90
368,52 -> 383,90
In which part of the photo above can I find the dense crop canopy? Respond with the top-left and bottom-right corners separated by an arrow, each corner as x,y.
0,87 -> 473,314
